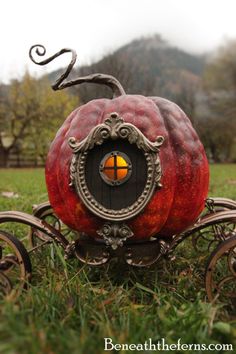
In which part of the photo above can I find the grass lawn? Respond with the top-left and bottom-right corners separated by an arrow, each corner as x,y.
0,165 -> 235,354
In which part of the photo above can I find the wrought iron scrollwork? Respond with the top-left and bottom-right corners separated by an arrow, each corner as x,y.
0,230 -> 32,298
205,236 -> 236,309
190,198 -> 236,255
0,196 -> 235,304
73,236 -> 168,267
97,222 -> 134,249
0,207 -> 73,298
29,202 -> 76,249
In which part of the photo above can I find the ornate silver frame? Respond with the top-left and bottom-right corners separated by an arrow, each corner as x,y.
68,112 -> 164,221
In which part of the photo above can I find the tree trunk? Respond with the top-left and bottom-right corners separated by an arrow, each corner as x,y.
0,147 -> 10,167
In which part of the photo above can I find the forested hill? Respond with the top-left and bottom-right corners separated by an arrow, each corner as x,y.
117,35 -> 204,76
48,34 -> 206,103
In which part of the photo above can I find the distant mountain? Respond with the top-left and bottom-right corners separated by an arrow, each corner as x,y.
116,34 -> 205,82
48,34 -> 206,103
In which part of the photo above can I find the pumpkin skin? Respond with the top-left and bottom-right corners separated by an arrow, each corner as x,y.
45,94 -> 209,240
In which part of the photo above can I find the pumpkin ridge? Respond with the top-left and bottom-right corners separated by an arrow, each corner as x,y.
54,111 -> 78,227
159,107 -> 183,232
150,100 -> 178,232
154,98 -> 208,235
125,96 -> 175,238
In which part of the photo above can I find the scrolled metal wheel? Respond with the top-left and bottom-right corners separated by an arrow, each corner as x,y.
28,202 -> 54,248
0,272 -> 12,295
29,215 -> 59,249
202,198 -> 236,219
191,228 -> 221,255
205,235 -> 236,309
0,230 -> 32,298
191,216 -> 236,255
192,198 -> 236,254
29,202 -> 75,249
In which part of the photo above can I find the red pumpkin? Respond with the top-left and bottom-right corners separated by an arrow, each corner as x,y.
45,94 -> 209,240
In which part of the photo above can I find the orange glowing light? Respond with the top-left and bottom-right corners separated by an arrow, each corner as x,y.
102,154 -> 130,182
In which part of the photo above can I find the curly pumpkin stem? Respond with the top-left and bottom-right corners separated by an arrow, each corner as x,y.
29,44 -> 126,98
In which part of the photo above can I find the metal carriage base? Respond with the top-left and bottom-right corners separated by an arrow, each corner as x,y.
0,197 -> 235,305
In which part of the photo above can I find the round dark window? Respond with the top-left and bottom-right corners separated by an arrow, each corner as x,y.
99,151 -> 132,186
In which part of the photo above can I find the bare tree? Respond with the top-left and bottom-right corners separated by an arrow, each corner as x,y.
199,40 -> 236,162
0,72 -> 77,167
174,71 -> 200,126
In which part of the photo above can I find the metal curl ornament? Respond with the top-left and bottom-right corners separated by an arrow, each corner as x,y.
29,44 -> 126,97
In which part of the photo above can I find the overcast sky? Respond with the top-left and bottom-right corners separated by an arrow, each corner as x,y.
1,0 -> 236,83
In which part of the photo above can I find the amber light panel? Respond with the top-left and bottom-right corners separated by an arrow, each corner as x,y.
116,156 -> 128,179
104,167 -> 115,180
103,155 -> 128,181
104,156 -> 115,168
